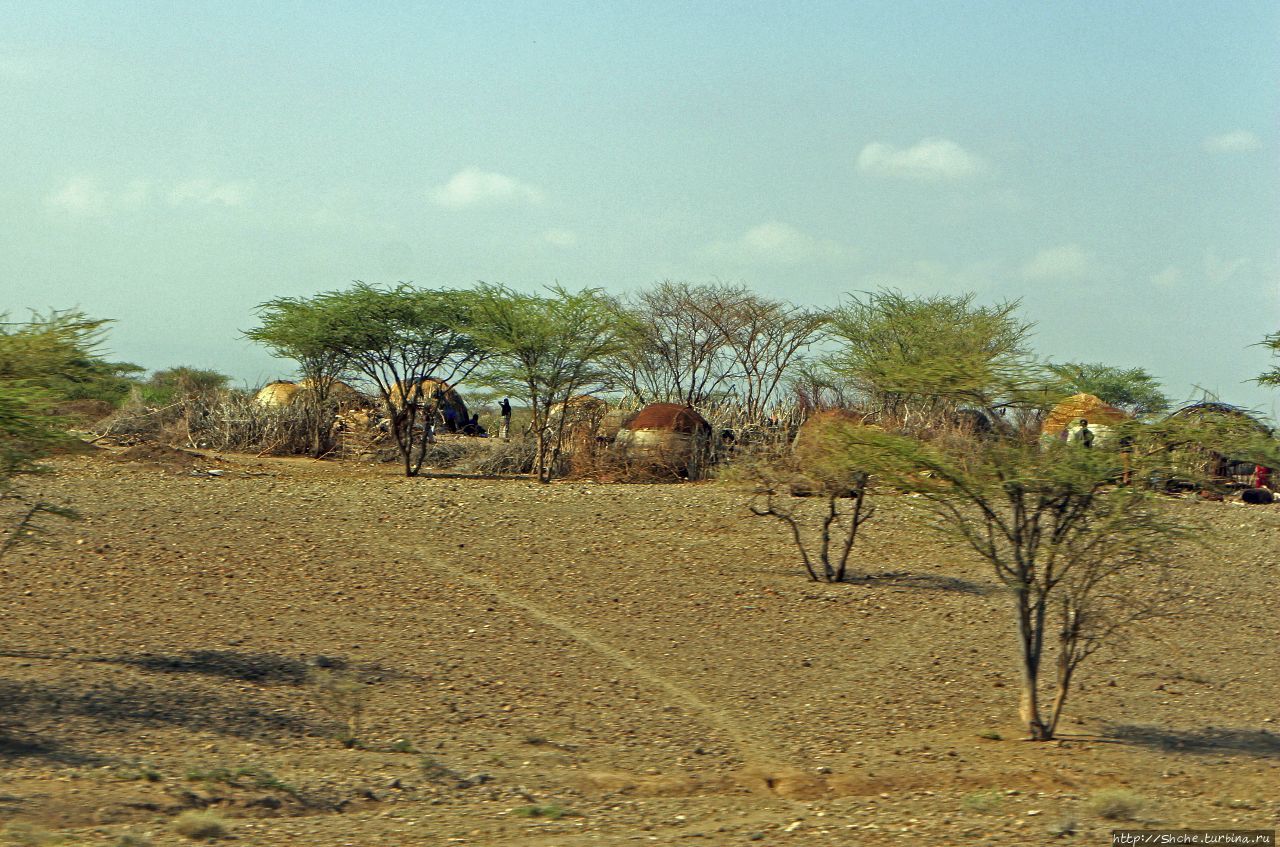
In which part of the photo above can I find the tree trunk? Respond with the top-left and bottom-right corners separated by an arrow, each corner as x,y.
1015,588 -> 1051,739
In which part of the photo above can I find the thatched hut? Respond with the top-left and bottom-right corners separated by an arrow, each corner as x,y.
256,378 -> 371,411
1041,393 -> 1130,446
254,380 -> 301,408
615,403 -> 713,480
298,378 -> 369,410
1163,402 -> 1272,486
387,378 -> 470,431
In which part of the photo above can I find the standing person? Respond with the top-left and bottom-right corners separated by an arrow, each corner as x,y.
499,397 -> 512,440
1067,418 -> 1094,449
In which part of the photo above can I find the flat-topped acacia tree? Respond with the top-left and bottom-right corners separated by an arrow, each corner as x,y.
468,284 -> 629,483
308,283 -> 486,477
247,296 -> 352,458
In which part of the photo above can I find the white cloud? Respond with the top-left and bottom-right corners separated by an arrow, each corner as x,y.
856,138 -> 985,181
1203,130 -> 1262,153
541,228 -> 578,248
704,221 -> 846,264
431,168 -> 544,208
1151,265 -> 1182,288
46,177 -> 110,215
47,175 -> 253,216
1020,244 -> 1092,281
1204,250 -> 1249,286
0,53 -> 47,80
169,178 -> 253,207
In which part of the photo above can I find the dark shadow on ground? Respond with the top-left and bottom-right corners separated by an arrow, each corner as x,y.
845,571 -> 997,596
0,729 -> 109,766
95,649 -> 414,685
1105,724 -> 1280,758
0,674 -> 323,764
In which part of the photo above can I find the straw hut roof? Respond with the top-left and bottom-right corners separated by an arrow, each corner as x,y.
254,380 -> 300,407
1164,402 -> 1270,433
298,378 -> 369,408
1042,393 -> 1130,437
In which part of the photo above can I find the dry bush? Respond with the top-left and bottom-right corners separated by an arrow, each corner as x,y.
565,441 -> 695,483
173,810 -> 229,841
1086,789 -> 1145,821
461,436 -> 538,475
98,390 -> 317,455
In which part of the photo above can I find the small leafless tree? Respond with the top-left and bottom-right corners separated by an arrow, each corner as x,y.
747,413 -> 875,582
701,294 -> 828,423
609,281 -> 744,406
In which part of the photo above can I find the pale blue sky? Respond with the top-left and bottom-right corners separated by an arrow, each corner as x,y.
3,2 -> 1277,415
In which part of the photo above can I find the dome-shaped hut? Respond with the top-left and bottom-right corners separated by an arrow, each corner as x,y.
1163,402 -> 1272,486
615,403 -> 713,480
387,378 -> 470,432
790,409 -> 874,497
254,380 -> 301,408
1041,393 -> 1130,447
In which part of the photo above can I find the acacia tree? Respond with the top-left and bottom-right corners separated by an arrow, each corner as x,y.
823,417 -> 1254,740
0,312 -> 122,555
247,296 -> 352,457
827,290 -> 1044,428
609,281 -> 744,406
469,284 -> 628,483
310,283 -> 485,477
1046,362 -> 1169,418
1258,331 -> 1280,387
0,309 -> 141,405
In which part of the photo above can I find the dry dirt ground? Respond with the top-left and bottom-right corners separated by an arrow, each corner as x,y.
1,446 -> 1278,846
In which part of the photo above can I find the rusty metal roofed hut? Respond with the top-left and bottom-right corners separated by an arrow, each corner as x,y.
1041,393 -> 1131,446
614,402 -> 713,480
1163,402 -> 1272,487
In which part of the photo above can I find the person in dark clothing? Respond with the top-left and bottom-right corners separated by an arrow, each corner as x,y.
499,397 -> 512,440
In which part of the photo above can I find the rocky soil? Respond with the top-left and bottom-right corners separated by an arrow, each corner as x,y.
1,446 -> 1277,845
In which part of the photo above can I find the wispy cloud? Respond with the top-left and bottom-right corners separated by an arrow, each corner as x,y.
46,177 -> 109,215
47,175 -> 253,216
1203,130 -> 1262,153
857,138 -> 985,181
0,53 -> 47,80
704,221 -> 846,264
1151,265 -> 1182,288
1020,244 -> 1092,281
431,168 -> 544,208
541,228 -> 578,248
1204,250 -> 1249,286
169,178 -> 253,207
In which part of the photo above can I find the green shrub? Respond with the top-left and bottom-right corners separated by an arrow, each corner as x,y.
513,803 -> 576,820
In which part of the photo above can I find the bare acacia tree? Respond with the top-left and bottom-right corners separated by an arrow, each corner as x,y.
701,293 -> 828,423
748,413 -> 874,583
609,281 -> 744,406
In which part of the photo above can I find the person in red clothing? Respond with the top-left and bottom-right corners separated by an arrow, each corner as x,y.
1253,464 -> 1271,490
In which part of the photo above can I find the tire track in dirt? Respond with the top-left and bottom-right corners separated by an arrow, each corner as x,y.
412,547 -> 785,765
